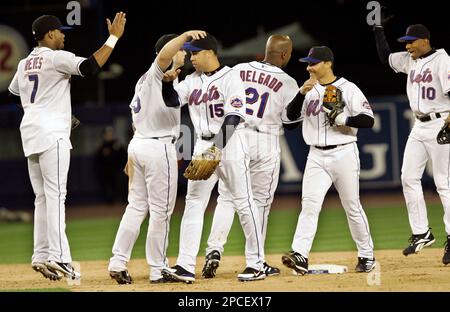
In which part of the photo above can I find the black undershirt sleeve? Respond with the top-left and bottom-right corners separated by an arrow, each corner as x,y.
162,81 -> 181,107
78,55 -> 101,76
283,122 -> 301,130
373,26 -> 391,65
213,114 -> 242,149
286,92 -> 305,121
346,114 -> 374,128
8,92 -> 21,104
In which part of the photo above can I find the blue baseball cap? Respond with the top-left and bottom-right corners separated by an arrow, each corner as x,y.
397,24 -> 430,42
32,15 -> 72,40
182,33 -> 218,53
299,46 -> 334,63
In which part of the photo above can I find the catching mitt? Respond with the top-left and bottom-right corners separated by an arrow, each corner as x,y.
437,121 -> 450,145
184,145 -> 221,180
322,85 -> 346,126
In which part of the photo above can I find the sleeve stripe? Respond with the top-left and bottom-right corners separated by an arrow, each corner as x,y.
8,87 -> 19,96
76,58 -> 85,77
282,118 -> 301,124
224,112 -> 246,120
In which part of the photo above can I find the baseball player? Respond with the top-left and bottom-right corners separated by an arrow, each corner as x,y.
161,33 -> 265,283
374,23 -> 450,264
281,46 -> 376,274
8,13 -> 126,280
201,35 -> 302,278
107,31 -> 207,284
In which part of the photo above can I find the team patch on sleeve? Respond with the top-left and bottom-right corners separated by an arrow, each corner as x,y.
362,101 -> 372,110
448,70 -> 450,80
230,97 -> 243,108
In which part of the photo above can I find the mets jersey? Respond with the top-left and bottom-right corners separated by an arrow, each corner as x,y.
129,62 -> 180,139
234,61 -> 300,135
174,66 -> 246,137
301,77 -> 373,146
389,49 -> 450,115
8,47 -> 85,157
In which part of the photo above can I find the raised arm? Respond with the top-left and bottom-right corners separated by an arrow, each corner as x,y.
373,26 -> 391,65
157,30 -> 206,72
79,12 -> 126,76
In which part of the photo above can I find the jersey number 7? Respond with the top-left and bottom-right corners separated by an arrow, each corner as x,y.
245,87 -> 269,118
28,74 -> 39,103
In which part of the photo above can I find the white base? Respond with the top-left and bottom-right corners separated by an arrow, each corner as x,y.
292,264 -> 348,275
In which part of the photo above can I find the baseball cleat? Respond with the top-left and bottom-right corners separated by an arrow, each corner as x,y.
282,251 -> 308,275
402,228 -> 435,256
161,265 -> 195,284
46,260 -> 81,280
202,250 -> 221,278
443,236 -> 450,265
32,262 -> 62,281
263,262 -> 280,276
237,267 -> 265,282
355,257 -> 376,273
110,270 -> 133,285
150,276 -> 175,284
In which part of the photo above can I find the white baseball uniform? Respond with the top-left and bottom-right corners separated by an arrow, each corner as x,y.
173,65 -> 264,274
206,61 -> 300,258
291,77 -> 375,259
389,48 -> 450,235
8,47 -> 85,264
108,61 -> 179,281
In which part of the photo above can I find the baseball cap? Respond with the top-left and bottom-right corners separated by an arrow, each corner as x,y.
32,15 -> 72,40
155,33 -> 178,54
182,33 -> 218,53
299,46 -> 334,63
397,24 -> 430,42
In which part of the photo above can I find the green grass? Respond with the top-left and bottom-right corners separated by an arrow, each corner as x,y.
0,204 -> 447,264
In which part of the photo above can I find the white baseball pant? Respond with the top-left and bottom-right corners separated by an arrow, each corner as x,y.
176,129 -> 264,274
109,137 -> 178,281
401,116 -> 450,235
292,143 -> 374,259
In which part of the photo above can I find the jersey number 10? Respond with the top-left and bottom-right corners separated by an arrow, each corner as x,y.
421,86 -> 436,100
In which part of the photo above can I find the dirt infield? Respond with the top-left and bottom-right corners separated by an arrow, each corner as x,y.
1,249 -> 449,292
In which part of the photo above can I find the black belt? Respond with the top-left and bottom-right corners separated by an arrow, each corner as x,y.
150,137 -> 176,144
201,134 -> 215,141
314,142 -> 351,150
416,113 -> 441,122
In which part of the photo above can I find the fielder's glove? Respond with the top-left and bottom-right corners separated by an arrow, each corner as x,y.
437,120 -> 450,144
71,115 -> 81,130
322,85 -> 346,126
184,145 -> 221,180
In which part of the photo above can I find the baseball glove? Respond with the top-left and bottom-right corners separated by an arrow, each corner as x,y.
184,145 -> 221,180
437,121 -> 450,144
322,85 -> 345,126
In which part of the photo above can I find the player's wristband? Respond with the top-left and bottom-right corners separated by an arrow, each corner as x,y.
105,35 -> 119,49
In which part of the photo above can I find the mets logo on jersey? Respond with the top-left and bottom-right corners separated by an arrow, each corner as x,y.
230,97 -> 243,108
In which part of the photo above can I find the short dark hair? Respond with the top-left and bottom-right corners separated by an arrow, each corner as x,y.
155,34 -> 178,54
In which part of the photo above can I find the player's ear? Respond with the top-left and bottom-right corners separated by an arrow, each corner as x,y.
47,30 -> 54,40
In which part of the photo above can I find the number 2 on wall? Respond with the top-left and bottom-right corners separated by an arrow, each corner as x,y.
245,87 -> 269,118
28,74 -> 39,103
